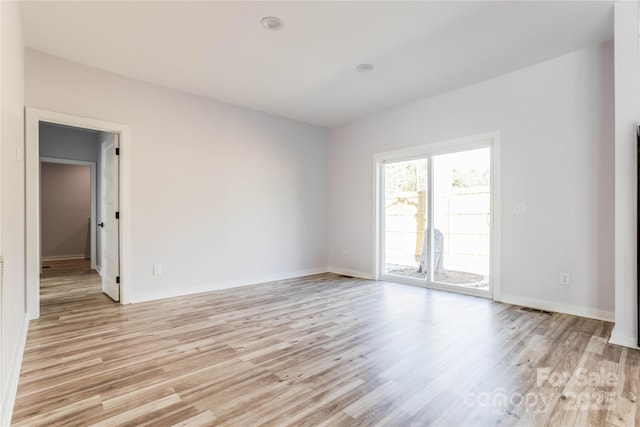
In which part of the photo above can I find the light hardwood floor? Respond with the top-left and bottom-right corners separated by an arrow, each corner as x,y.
11,262 -> 640,426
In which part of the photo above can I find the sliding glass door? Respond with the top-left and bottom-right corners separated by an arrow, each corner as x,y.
380,138 -> 494,297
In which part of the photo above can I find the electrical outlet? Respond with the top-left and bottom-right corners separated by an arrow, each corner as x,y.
560,272 -> 570,285
513,203 -> 526,214
342,249 -> 349,258
297,250 -> 303,259
153,264 -> 162,276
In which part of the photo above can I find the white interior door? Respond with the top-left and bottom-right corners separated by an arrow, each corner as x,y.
100,133 -> 120,301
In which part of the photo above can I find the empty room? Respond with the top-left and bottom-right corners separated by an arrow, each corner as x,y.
1,1 -> 639,426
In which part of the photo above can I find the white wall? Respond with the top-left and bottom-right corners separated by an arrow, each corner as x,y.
329,42 -> 615,320
25,50 -> 329,302
1,1 -> 25,423
41,163 -> 91,260
611,2 -> 640,349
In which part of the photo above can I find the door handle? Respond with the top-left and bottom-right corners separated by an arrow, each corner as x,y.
98,222 -> 104,228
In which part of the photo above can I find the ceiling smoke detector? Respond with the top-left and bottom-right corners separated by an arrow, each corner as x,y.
356,64 -> 374,73
261,16 -> 283,30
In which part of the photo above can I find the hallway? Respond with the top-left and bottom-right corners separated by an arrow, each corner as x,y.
39,259 -> 110,312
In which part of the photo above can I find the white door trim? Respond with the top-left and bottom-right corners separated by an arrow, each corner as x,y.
40,157 -> 97,270
373,131 -> 501,301
26,107 -> 132,319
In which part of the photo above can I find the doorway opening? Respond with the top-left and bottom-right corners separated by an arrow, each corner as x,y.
375,132 -> 500,299
40,158 -> 95,272
26,108 -> 131,319
38,121 -> 120,305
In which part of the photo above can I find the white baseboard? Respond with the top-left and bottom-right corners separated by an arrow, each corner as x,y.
129,267 -> 330,304
1,315 -> 30,426
41,255 -> 88,262
498,294 -> 614,322
95,265 -> 102,276
609,328 -> 640,349
327,267 -> 373,280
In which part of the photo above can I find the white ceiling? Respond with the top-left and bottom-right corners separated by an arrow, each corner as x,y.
19,1 -> 614,128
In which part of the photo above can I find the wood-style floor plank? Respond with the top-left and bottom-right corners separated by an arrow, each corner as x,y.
11,259 -> 640,426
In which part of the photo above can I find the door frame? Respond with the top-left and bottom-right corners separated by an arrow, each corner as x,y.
39,157 -> 97,269
373,131 -> 501,300
25,107 -> 132,319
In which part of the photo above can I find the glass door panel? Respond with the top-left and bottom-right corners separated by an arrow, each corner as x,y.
383,158 -> 428,279
431,148 -> 491,289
